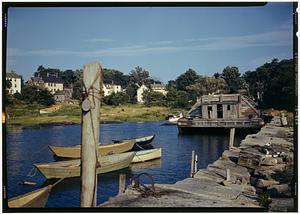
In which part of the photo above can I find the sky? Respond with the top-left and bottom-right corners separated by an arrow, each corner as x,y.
6,3 -> 294,83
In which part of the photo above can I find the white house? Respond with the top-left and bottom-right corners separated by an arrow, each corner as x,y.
27,72 -> 64,94
151,83 -> 168,95
6,71 -> 22,94
137,84 -> 148,103
103,84 -> 122,96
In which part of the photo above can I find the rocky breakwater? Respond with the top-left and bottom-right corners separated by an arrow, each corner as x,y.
99,117 -> 294,210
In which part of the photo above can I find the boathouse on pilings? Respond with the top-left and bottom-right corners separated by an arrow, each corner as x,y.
177,94 -> 264,133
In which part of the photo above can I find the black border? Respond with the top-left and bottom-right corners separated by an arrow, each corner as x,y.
2,1 -> 297,213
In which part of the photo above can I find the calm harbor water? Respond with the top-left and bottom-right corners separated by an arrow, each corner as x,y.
6,122 -> 247,208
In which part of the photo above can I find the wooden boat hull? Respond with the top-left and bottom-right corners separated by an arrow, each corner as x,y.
132,148 -> 162,163
34,152 -> 135,179
113,135 -> 155,148
49,140 -> 135,158
8,185 -> 52,208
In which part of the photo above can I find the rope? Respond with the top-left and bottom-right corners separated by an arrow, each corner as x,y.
26,167 -> 37,177
130,173 -> 161,198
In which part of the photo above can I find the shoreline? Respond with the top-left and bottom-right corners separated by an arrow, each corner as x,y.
99,117 -> 295,210
6,104 -> 184,126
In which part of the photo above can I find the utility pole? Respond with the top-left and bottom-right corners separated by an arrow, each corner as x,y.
80,62 -> 102,207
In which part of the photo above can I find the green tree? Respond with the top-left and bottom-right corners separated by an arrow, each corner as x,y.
129,66 -> 150,85
175,68 -> 200,91
19,85 -> 54,106
142,90 -> 166,107
103,68 -> 129,88
35,89 -> 55,106
61,69 -> 76,88
244,58 -> 294,111
186,76 -> 226,96
125,83 -> 139,104
221,66 -> 243,93
102,92 -> 130,106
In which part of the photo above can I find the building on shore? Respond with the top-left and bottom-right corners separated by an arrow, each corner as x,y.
102,84 -> 122,97
54,88 -> 73,103
6,71 -> 22,94
178,94 -> 264,133
27,72 -> 64,94
137,84 -> 148,104
137,83 -> 167,103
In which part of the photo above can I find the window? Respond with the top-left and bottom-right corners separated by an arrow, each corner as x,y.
227,105 -> 231,110
15,84 -> 17,88
54,83 -> 56,87
15,79 -> 16,82
48,83 -> 50,86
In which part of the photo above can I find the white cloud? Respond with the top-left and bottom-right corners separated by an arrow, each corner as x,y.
7,29 -> 292,58
85,38 -> 115,43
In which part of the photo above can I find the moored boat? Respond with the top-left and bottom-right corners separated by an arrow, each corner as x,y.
8,186 -> 52,208
167,113 -> 183,124
132,148 -> 162,163
48,140 -> 136,158
7,178 -> 64,208
113,135 -> 155,148
34,152 -> 135,179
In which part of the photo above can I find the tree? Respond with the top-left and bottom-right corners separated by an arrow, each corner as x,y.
244,58 -> 294,111
18,85 -> 54,106
125,83 -> 139,104
6,79 -> 12,89
186,76 -> 226,96
221,66 -> 243,93
102,92 -> 130,106
35,89 -> 55,106
142,90 -> 166,107
129,66 -> 150,85
61,69 -> 76,88
103,68 -> 129,88
175,68 -> 200,91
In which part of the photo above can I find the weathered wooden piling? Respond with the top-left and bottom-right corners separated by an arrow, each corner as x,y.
190,151 -> 198,178
119,174 -> 126,194
229,128 -> 235,150
226,169 -> 231,182
80,62 -> 102,207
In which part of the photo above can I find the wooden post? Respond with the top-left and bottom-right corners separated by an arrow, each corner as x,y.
226,169 -> 231,182
119,174 -> 126,194
229,128 -> 235,150
190,150 -> 195,178
80,62 -> 102,207
194,154 -> 198,174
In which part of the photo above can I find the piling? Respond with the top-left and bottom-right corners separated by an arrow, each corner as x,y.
190,150 -> 195,178
229,128 -> 235,150
119,174 -> 126,194
80,62 -> 102,207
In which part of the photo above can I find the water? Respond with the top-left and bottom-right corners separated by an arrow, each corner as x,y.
5,122 -> 247,207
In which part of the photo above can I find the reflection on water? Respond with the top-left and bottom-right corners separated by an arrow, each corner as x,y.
6,122 -> 249,207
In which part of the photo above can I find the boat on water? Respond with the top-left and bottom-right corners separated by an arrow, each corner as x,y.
132,148 -> 162,163
8,186 -> 52,208
113,135 -> 155,148
34,152 -> 135,179
48,140 -> 136,158
166,113 -> 183,124
7,178 -> 63,208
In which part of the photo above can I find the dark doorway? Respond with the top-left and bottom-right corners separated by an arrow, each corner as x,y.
217,104 -> 223,118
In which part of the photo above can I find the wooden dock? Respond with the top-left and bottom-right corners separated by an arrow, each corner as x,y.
99,117 -> 294,211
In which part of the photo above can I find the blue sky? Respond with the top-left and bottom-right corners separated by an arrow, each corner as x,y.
6,3 -> 293,83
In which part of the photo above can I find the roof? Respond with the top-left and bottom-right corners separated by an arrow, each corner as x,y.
151,84 -> 165,89
6,72 -> 21,79
42,76 -> 64,84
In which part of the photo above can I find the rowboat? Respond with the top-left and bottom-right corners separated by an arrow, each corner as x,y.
113,135 -> 155,148
132,148 -> 162,163
48,140 -> 136,158
8,186 -> 51,208
34,152 -> 135,179
7,178 -> 63,208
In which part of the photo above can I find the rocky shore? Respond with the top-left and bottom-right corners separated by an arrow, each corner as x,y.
99,117 -> 295,211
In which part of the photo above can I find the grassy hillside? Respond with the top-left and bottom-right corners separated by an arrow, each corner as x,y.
6,103 -> 184,126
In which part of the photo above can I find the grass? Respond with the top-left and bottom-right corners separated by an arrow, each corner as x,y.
6,103 -> 184,126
